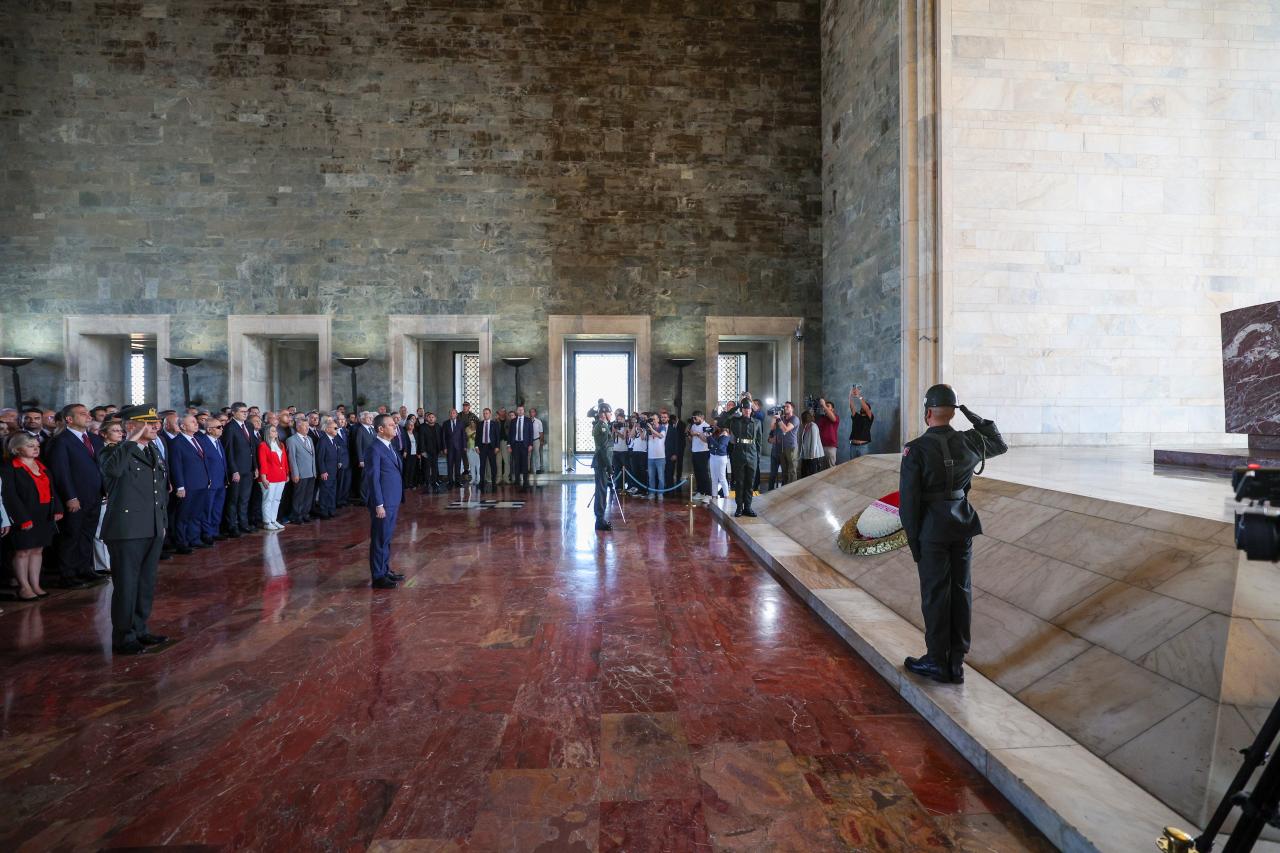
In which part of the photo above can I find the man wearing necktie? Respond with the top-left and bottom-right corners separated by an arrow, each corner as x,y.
365,413 -> 404,589
199,420 -> 228,545
222,403 -> 256,537
509,405 -> 535,490
170,414 -> 212,554
45,402 -> 108,587
286,419 -> 317,525
355,411 -> 376,503
476,408 -> 499,492
442,407 -> 466,487
314,416 -> 341,519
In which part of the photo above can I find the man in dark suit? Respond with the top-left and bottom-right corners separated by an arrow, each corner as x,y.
169,413 -> 212,554
334,418 -> 352,507
476,408 -> 499,492
222,402 -> 256,537
354,411 -> 376,503
45,402 -> 107,587
509,405 -> 535,490
416,412 -> 442,492
662,409 -> 686,490
156,410 -> 180,557
365,413 -> 404,589
440,407 -> 465,487
21,408 -> 50,446
314,416 -> 341,519
199,420 -> 228,544
100,407 -> 170,656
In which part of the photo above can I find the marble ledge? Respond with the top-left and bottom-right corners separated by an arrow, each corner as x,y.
708,501 -> 1239,853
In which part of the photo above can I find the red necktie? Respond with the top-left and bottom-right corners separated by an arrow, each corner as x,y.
82,433 -> 94,457
191,437 -> 204,459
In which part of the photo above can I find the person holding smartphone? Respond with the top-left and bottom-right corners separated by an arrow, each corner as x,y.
848,384 -> 874,458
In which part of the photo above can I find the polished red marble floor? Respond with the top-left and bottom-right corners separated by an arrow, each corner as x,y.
0,484 -> 1053,851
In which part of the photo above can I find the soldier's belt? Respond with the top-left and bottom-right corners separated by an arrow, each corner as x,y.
737,438 -> 755,444
923,489 -> 966,501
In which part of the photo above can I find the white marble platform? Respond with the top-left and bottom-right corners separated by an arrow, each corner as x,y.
709,453 -> 1278,853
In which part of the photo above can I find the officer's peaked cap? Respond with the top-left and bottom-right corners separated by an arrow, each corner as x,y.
924,384 -> 958,408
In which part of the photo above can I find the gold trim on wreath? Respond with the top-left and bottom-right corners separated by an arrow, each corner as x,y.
837,510 -> 908,556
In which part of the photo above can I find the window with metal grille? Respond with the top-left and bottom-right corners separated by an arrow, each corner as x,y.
573,352 -> 631,453
717,353 -> 747,405
454,352 -> 480,411
129,352 -> 147,406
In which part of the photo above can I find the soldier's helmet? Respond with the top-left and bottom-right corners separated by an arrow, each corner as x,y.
923,384 -> 958,408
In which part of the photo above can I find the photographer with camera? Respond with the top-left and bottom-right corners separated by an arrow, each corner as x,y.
716,393 -> 763,517
644,414 -> 667,497
817,396 -> 840,467
849,385 -> 874,458
610,407 -> 629,485
776,402 -> 799,485
687,411 -> 712,500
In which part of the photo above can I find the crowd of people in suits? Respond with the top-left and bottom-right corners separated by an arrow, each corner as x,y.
0,399 -> 550,644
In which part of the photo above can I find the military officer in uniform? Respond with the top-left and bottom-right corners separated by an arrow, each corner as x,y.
591,403 -> 614,531
99,406 -> 171,656
716,393 -> 763,518
899,384 -> 1008,684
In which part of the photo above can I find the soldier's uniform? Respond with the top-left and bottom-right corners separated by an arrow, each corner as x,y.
592,413 -> 614,530
99,415 -> 170,653
717,399 -> 763,517
899,385 -> 1008,683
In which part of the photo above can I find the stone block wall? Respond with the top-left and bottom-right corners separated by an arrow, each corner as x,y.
0,1 -> 823,413
942,0 -> 1280,446
821,0 -> 902,455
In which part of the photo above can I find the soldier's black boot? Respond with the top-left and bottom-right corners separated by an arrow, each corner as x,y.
950,654 -> 965,684
904,654 -> 950,683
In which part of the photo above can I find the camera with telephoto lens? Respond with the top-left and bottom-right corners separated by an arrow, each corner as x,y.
765,405 -> 783,417
1232,465 -> 1280,562
804,394 -> 824,416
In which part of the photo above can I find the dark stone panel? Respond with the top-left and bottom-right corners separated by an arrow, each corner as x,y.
0,0 -> 823,409
819,0 -> 901,456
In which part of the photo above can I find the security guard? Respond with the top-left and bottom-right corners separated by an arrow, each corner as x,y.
716,393 -> 763,518
592,404 -> 614,531
99,406 -> 171,656
899,384 -> 1007,684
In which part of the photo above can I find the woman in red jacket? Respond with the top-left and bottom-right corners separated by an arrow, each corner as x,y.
1,432 -> 64,599
256,424 -> 289,531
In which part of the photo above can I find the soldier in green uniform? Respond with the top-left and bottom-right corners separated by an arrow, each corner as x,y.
716,394 -> 763,518
591,403 -> 614,531
899,384 -> 1008,684
99,406 -> 171,656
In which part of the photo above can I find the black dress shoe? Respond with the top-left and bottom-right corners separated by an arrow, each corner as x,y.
113,641 -> 145,656
214,534 -> 229,541
371,577 -> 398,589
193,542 -> 211,550
595,521 -> 612,531
733,508 -> 743,517
950,661 -> 965,683
202,538 -> 215,546
175,546 -> 193,555
904,654 -> 952,683
49,578 -> 91,590
81,575 -> 109,586
138,633 -> 168,645
387,571 -> 405,582
742,508 -> 757,517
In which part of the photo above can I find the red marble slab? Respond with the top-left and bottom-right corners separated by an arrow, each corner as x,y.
0,484 -> 1046,851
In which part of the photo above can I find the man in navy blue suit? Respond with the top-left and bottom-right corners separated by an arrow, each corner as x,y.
314,415 -> 341,519
198,420 -> 228,545
509,404 -> 535,490
169,414 -> 212,555
221,402 -> 256,537
440,407 -> 466,487
365,413 -> 404,589
45,402 -> 107,587
334,419 -> 352,506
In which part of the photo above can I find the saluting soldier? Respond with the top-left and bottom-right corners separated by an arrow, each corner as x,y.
716,393 -> 763,518
592,403 -> 614,532
99,406 -> 171,656
899,384 -> 1008,684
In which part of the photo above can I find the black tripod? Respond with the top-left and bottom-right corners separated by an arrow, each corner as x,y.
1162,695 -> 1280,852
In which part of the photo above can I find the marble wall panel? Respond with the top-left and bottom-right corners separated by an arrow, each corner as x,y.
1222,301 -> 1280,436
0,1 -> 823,411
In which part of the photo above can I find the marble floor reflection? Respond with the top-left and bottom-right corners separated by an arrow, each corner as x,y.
0,484 -> 1050,851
